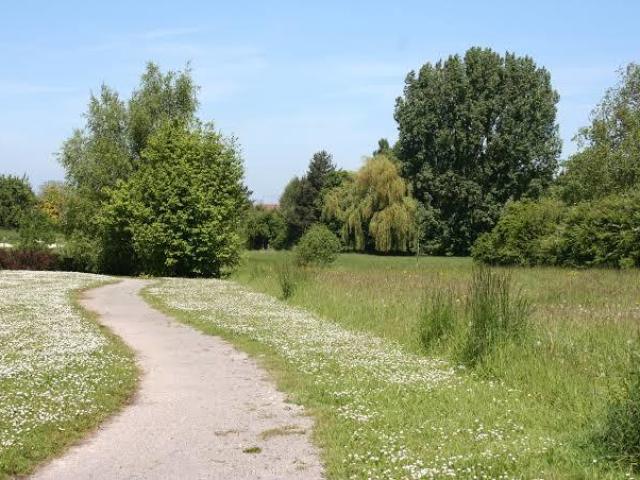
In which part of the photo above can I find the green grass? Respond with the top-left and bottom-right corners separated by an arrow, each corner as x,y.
0,228 -> 18,244
0,273 -> 138,478
143,251 -> 640,478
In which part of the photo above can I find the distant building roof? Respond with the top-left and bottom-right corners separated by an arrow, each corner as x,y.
257,203 -> 279,211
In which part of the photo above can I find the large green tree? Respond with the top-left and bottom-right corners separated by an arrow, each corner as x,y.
395,47 -> 561,255
323,154 -> 417,253
474,63 -> 640,268
558,63 -> 640,203
58,62 -> 247,275
0,175 -> 36,229
100,122 -> 247,276
279,150 -> 343,246
59,62 -> 198,217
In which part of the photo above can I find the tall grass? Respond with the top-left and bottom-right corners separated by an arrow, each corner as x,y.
461,265 -> 531,366
232,251 -> 640,476
598,335 -> 640,468
275,259 -> 305,299
417,286 -> 458,350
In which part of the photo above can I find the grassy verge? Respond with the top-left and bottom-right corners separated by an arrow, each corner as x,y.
0,272 -> 138,478
144,257 -> 638,478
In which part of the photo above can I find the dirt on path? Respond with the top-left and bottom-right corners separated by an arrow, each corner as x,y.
31,279 -> 323,480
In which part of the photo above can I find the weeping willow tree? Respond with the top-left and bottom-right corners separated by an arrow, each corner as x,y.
323,154 -> 417,252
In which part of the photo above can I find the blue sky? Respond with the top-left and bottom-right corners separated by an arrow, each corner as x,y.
1,1 -> 639,202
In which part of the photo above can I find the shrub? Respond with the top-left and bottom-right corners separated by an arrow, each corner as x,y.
460,266 -> 530,366
58,233 -> 101,273
0,248 -> 60,270
473,191 -> 640,268
417,287 -> 458,351
17,208 -> 56,250
597,336 -> 640,466
0,175 -> 36,228
99,122 -> 247,277
294,224 -> 341,266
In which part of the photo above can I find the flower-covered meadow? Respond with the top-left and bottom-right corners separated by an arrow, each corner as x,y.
145,277 -> 631,479
0,271 -> 136,477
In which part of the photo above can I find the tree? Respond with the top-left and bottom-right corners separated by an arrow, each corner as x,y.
279,150 -> 342,246
558,63 -> 640,204
0,175 -> 36,228
473,63 -> 640,268
323,154 -> 417,252
395,47 -> 561,255
244,205 -> 287,250
38,181 -> 68,225
59,62 -> 199,232
100,122 -> 247,277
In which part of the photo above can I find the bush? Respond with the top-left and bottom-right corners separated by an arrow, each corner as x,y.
294,224 -> 341,266
0,248 -> 60,270
17,208 -> 56,250
58,233 -> 101,273
473,191 -> 640,268
99,122 -> 247,277
417,287 -> 458,351
0,175 -> 36,228
460,266 -> 530,366
472,198 -> 566,266
597,337 -> 640,466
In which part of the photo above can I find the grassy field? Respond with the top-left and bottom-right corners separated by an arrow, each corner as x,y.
146,251 -> 640,479
0,271 -> 138,478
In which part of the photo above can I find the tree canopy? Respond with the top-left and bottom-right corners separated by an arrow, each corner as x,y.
474,63 -> 640,268
0,175 -> 36,229
99,122 -> 247,276
57,63 -> 247,276
279,150 -> 344,246
558,63 -> 640,204
395,47 -> 561,255
323,154 -> 417,253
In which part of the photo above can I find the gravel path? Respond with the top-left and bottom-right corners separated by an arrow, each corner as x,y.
31,279 -> 323,480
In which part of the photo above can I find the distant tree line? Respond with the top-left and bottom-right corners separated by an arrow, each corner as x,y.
3,49 -> 638,272
473,64 -> 640,268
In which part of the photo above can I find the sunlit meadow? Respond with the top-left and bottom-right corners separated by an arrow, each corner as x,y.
146,253 -> 640,478
0,271 -> 137,478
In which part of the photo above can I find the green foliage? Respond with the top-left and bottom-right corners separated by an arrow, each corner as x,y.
474,191 -> 640,268
58,233 -> 102,273
472,198 -> 566,266
475,64 -> 640,269
323,155 -> 417,252
57,62 -> 248,275
279,151 -> 343,246
58,63 -> 200,242
598,336 -> 640,467
244,205 -> 287,250
395,47 -> 560,255
460,266 -> 530,366
17,208 -> 55,250
38,181 -> 68,226
417,287 -> 458,350
0,175 -> 36,229
294,224 -> 341,266
558,64 -> 640,204
99,122 -> 246,277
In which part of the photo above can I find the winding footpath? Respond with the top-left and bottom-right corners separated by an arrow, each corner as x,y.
31,279 -> 323,480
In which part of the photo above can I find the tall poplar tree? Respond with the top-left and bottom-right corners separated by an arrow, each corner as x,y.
395,47 -> 561,255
